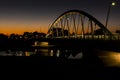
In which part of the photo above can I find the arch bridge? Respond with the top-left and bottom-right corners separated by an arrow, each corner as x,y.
46,10 -> 117,40
35,10 -> 120,57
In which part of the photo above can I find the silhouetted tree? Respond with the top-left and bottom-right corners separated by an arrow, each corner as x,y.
0,33 -> 8,41
23,32 -> 32,40
39,32 -> 46,38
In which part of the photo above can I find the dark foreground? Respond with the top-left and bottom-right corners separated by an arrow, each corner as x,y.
1,56 -> 120,79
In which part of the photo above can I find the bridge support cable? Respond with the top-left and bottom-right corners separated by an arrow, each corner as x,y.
56,23 -> 59,38
87,19 -> 90,39
69,15 -> 72,38
52,26 -> 54,38
65,15 -> 68,37
94,23 -> 97,39
94,23 -> 97,31
90,20 -> 94,39
73,14 -> 77,38
60,19 -> 64,38
81,15 -> 85,39
67,16 -> 70,38
76,14 -> 81,38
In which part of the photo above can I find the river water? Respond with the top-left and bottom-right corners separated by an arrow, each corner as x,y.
0,42 -> 120,67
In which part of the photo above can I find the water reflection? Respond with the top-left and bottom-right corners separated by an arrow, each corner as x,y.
50,50 -> 54,56
34,48 -> 83,59
16,51 -> 23,56
0,48 -> 83,58
32,41 -> 83,58
0,50 -> 35,56
97,50 -> 120,67
25,51 -> 30,56
1,45 -> 120,67
56,50 -> 60,57
68,52 -> 83,59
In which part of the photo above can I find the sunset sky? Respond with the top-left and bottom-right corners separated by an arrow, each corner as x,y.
0,0 -> 120,35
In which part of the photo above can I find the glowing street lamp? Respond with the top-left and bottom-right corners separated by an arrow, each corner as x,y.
112,2 -> 116,6
105,2 -> 116,28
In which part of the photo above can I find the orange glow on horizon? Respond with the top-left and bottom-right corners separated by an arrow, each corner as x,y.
0,27 -> 48,35
0,22 -> 48,35
0,21 -> 118,35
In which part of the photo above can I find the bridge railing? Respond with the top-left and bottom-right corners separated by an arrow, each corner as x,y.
112,33 -> 120,40
74,35 -> 115,40
46,33 -> 120,40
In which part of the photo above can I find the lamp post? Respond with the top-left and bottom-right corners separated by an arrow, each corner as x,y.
105,2 -> 116,28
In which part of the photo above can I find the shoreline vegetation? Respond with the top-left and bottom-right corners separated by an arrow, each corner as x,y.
0,31 -> 46,50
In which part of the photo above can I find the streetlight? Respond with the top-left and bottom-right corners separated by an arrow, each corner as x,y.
105,1 -> 116,28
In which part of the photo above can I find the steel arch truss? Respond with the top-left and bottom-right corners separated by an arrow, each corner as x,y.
46,10 -> 113,39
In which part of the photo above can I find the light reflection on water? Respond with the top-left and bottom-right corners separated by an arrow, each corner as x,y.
0,48 -> 83,59
1,47 -> 120,67
97,50 -> 120,67
0,50 -> 35,56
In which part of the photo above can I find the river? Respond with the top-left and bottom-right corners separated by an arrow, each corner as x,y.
0,42 -> 120,67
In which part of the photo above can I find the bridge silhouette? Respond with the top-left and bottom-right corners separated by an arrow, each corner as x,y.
36,10 -> 120,57
46,10 -> 118,40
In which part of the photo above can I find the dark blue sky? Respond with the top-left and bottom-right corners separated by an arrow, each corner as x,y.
0,0 -> 119,34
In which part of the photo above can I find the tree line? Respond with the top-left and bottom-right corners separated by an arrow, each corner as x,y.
0,31 -> 46,41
